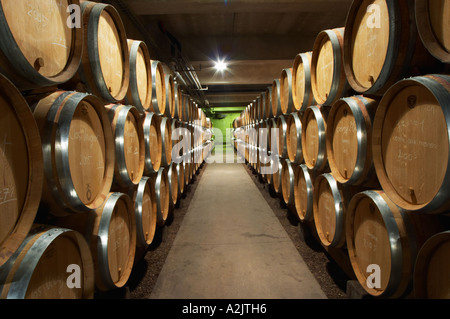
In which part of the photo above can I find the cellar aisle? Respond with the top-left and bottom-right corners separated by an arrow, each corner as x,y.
149,146 -> 327,299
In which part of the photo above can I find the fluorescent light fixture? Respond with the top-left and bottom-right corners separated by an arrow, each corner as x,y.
214,59 -> 228,72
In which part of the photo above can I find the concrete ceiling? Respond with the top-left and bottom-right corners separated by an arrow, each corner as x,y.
109,0 -> 354,112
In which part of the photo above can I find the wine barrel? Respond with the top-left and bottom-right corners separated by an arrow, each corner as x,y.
167,162 -> 179,207
280,68 -> 295,115
292,52 -> 316,112
272,79 -> 283,117
276,115 -> 288,159
131,177 -> 157,248
160,117 -> 173,167
78,1 -> 130,103
164,74 -> 175,118
286,111 -> 304,164
0,0 -> 83,90
311,27 -> 349,106
415,0 -> 450,64
126,39 -> 152,112
0,225 -> 94,299
271,158 -> 284,195
150,60 -> 166,115
154,167 -> 170,226
176,161 -> 185,195
89,192 -> 136,292
313,173 -> 350,248
301,105 -> 330,172
294,164 -> 315,223
343,0 -> 442,96
372,74 -> 450,213
174,83 -> 183,120
142,112 -> 162,175
414,231 -> 450,299
265,86 -> 273,119
326,95 -> 379,186
346,190 -> 442,298
105,104 -> 145,190
32,91 -> 115,216
281,159 -> 296,206
0,74 -> 43,267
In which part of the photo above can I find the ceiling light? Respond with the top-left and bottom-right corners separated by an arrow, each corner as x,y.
214,59 -> 228,72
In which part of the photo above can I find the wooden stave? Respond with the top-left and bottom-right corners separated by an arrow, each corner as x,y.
0,0 -> 83,90
0,224 -> 94,299
0,74 -> 44,267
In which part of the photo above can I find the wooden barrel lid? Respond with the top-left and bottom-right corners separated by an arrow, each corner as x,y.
286,111 -> 303,164
301,105 -> 329,171
372,75 -> 450,213
272,79 -> 282,117
143,112 -> 162,175
280,68 -> 294,115
0,0 -> 82,89
133,177 -> 157,248
292,52 -> 315,112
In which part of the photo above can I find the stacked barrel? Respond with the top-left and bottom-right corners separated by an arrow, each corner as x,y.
0,0 -> 212,299
234,0 -> 450,299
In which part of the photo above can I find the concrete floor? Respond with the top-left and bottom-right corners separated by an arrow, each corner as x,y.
150,144 -> 327,299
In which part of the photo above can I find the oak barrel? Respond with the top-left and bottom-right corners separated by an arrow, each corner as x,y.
164,73 -> 175,118
281,159 -> 296,206
292,52 -> 316,112
105,104 -> 145,190
0,225 -> 94,299
78,1 -> 130,103
126,39 -> 152,112
372,74 -> 450,213
301,105 -> 330,172
343,0 -> 442,96
89,192 -> 136,292
0,74 -> 43,267
311,27 -> 349,106
286,111 -> 304,164
326,95 -> 379,186
294,164 -> 315,223
142,112 -> 162,175
280,68 -> 295,115
346,190 -> 442,298
0,0 -> 83,90
276,115 -> 288,159
415,0 -> 450,64
313,173 -> 350,248
32,91 -> 115,215
160,116 -> 173,167
414,230 -> 450,299
272,79 -> 283,117
265,86 -> 273,119
150,60 -> 166,115
154,167 -> 170,227
167,162 -> 179,207
131,177 -> 157,249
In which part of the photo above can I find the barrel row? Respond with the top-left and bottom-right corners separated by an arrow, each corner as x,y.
235,0 -> 448,129
232,0 -> 450,299
0,0 -> 214,298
